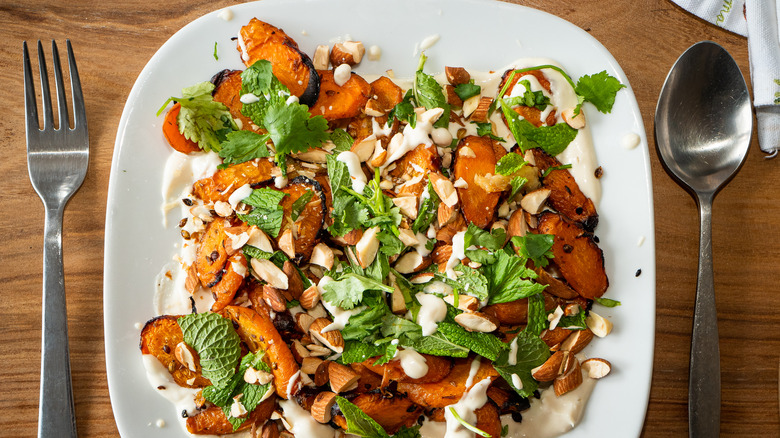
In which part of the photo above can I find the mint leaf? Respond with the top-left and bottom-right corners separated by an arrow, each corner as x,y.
464,222 -> 506,251
330,129 -> 354,153
508,176 -> 527,201
203,352 -> 273,430
413,54 -> 449,128
512,234 -> 554,268
500,101 -> 577,156
341,340 -> 387,364
484,249 -> 546,305
454,82 -> 481,101
236,189 -> 287,238
392,425 -> 422,438
411,181 -> 440,234
436,322 -> 507,361
525,293 -> 547,336
321,273 -> 393,310
218,130 -> 271,165
240,60 -> 289,125
558,310 -> 587,330
389,89 -> 416,128
410,332 -> 470,358
575,71 -> 625,113
495,152 -> 527,176
503,79 -> 550,111
494,331 -> 550,398
594,297 -> 622,307
177,313 -> 241,387
335,396 -> 390,438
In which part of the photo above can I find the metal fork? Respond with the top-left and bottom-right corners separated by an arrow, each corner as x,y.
24,40 -> 88,438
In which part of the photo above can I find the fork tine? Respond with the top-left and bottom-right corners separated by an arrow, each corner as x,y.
37,40 -> 54,130
23,41 -> 40,134
50,40 -> 69,131
66,40 -> 86,132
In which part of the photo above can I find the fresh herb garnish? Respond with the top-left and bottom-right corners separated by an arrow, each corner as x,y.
236,188 -> 287,238
413,54 -> 450,128
218,130 -> 271,165
158,82 -> 236,152
177,313 -> 241,387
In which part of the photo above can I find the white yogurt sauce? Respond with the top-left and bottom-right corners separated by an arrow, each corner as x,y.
415,292 -> 447,336
443,377 -> 493,438
336,151 -> 367,194
279,399 -> 335,438
622,132 -> 641,149
396,348 -> 429,379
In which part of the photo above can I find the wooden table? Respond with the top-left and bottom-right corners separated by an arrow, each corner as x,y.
0,0 -> 776,436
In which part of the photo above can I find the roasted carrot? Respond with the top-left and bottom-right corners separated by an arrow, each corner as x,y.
453,135 -> 500,229
139,316 -> 211,388
162,103 -> 201,154
309,69 -> 371,121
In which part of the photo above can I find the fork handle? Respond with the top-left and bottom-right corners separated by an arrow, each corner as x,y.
38,204 -> 78,438
689,195 -> 720,437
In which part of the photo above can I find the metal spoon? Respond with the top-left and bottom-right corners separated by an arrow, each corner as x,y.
655,41 -> 752,437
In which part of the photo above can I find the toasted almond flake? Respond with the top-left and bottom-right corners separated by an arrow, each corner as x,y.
587,311 -> 613,337
520,188 -> 552,214
251,258 -> 289,290
355,226 -> 380,269
581,358 -> 612,379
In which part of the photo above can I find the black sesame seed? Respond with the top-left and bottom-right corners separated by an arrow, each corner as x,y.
562,244 -> 573,253
181,410 -> 188,418
511,411 -> 523,422
635,269 -> 642,277
210,250 -> 219,262
182,198 -> 193,206
575,207 -> 584,215
162,345 -> 171,354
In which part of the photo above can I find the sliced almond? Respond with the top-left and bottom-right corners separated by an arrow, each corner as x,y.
370,148 -> 388,167
520,188 -> 552,214
562,107 -> 586,129
458,146 -> 476,159
391,280 -> 408,314
429,173 -> 458,207
445,66 -> 471,86
393,196 -> 419,220
560,329 -> 594,354
454,312 -> 497,333
469,96 -> 493,122
310,391 -> 338,423
314,359 -> 332,386
547,305 -> 564,330
301,357 -> 324,375
283,261 -> 304,300
581,358 -> 612,379
586,311 -> 613,338
251,258 -> 289,290
355,226 -> 381,269
564,303 -> 581,317
554,356 -> 583,396
244,367 -> 274,385
331,41 -> 365,67
184,264 -> 199,295
307,344 -> 333,357
295,312 -> 316,334
398,228 -> 420,247
309,318 -> 345,353
174,342 -> 199,372
290,339 -> 311,363
299,285 -> 320,310
230,396 -> 248,418
410,272 -> 435,284
351,137 -> 377,163
531,350 -> 565,382
365,98 -> 386,117
294,147 -> 329,163
328,362 -> 361,393
278,229 -> 296,259
438,202 -> 459,227
540,327 -> 572,347
262,285 -> 288,312
462,95 -> 481,118
313,44 -> 330,70
394,251 -> 425,274
310,243 -> 335,271
261,422 -> 281,438
443,294 -> 479,312
246,226 -> 274,253
445,84 -> 463,107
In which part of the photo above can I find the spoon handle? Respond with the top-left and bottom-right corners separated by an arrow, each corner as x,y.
689,196 -> 720,437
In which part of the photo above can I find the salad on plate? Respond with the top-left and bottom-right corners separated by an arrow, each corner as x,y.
140,15 -> 625,438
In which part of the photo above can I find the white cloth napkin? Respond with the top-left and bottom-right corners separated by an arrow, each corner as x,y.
671,0 -> 780,156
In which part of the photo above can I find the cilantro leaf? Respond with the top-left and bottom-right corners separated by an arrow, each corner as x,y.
263,102 -> 330,162
160,82 -> 236,152
389,89 -> 417,128
236,189 -> 287,238
512,234 -> 555,268
575,70 -> 626,113
495,152 -> 528,176
218,130 -> 271,165
336,396 -> 390,438
436,322 -> 507,361
464,222 -> 507,251
502,79 -> 550,110
494,331 -> 550,398
454,82 -> 481,101
341,293 -> 389,341
321,273 -> 393,310
177,313 -> 241,387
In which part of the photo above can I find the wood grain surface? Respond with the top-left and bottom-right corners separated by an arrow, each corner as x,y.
0,0 -> 777,437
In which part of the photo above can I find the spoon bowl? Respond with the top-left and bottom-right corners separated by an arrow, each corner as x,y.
655,41 -> 752,437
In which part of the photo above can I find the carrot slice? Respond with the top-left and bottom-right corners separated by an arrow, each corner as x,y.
185,396 -> 276,434
397,359 -> 498,408
536,211 -> 608,299
139,315 -> 211,388
362,354 -> 452,384
162,103 -> 200,154
369,76 -> 404,113
210,252 -> 248,312
531,148 -> 598,230
309,69 -> 371,121
195,219 -> 229,288
277,176 -> 327,261
211,69 -> 258,132
332,393 -> 423,435
238,18 -> 319,105
192,159 -> 274,204
220,306 -> 300,399
453,136 -> 500,229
